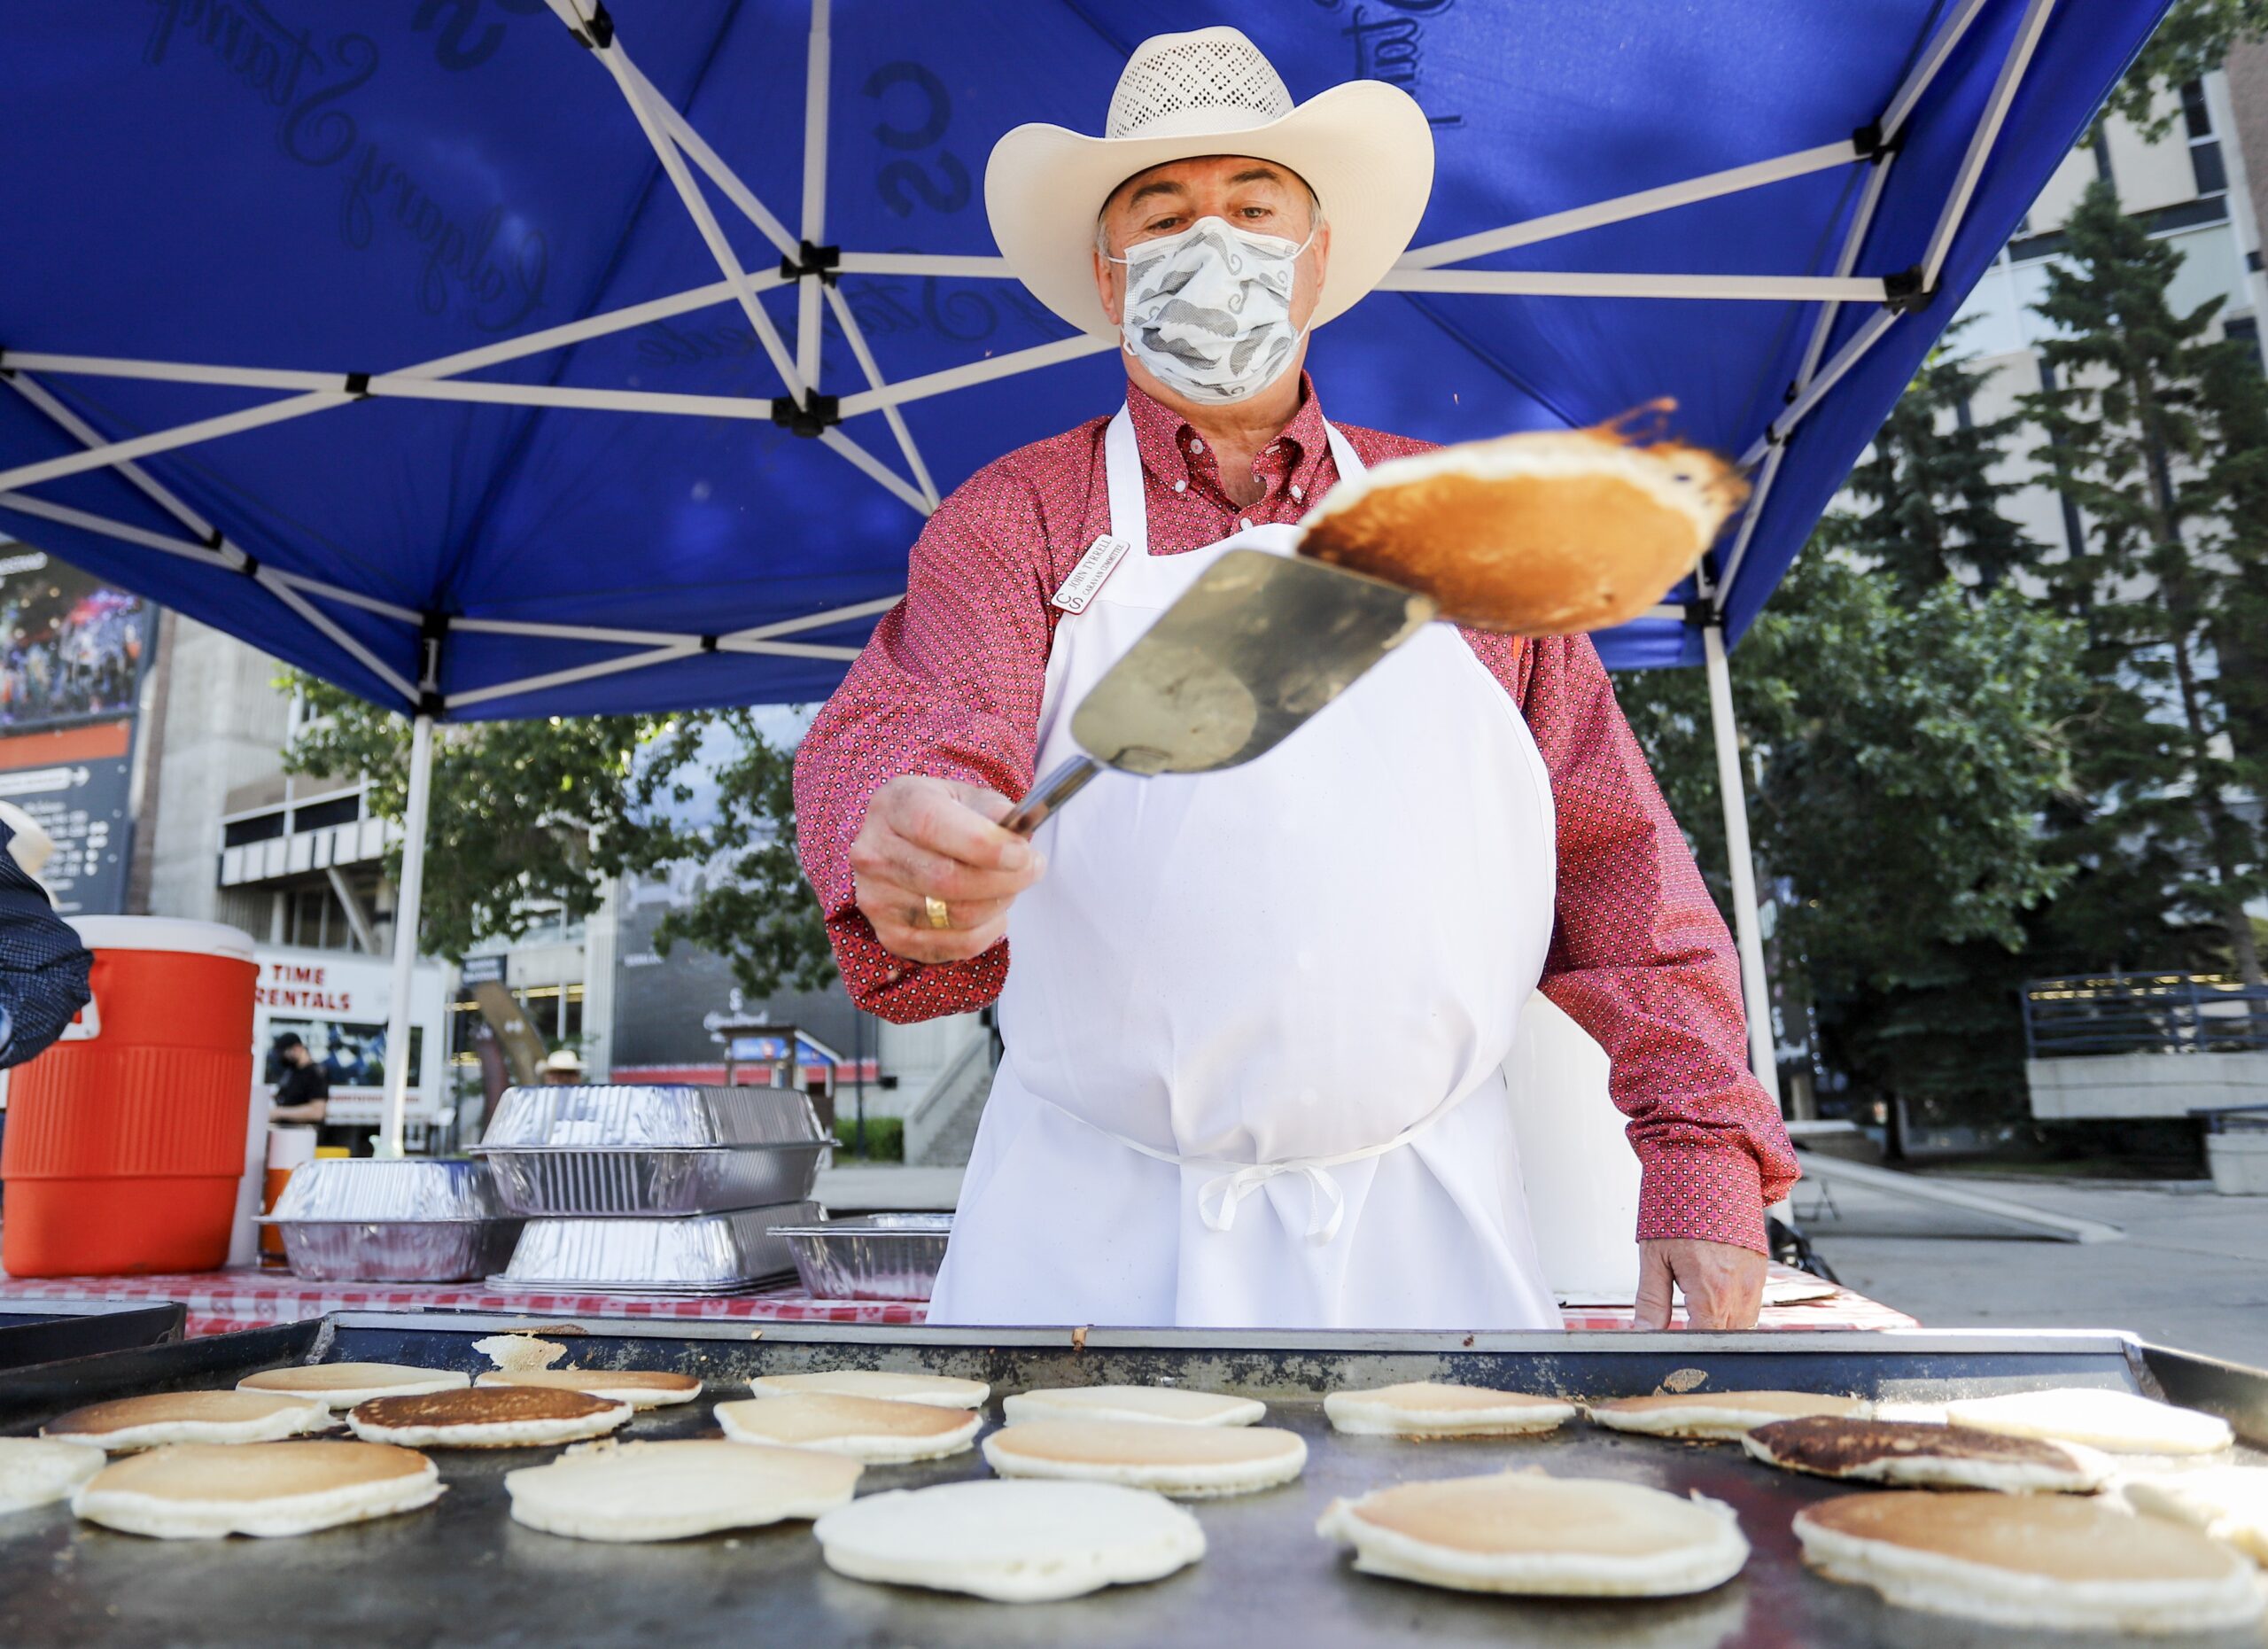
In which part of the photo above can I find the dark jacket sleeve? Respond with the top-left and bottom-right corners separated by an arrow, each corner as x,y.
0,826 -> 92,1068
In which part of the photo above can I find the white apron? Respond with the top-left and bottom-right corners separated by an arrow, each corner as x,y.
927,407 -> 1563,1330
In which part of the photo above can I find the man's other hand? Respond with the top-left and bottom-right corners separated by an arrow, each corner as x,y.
1632,1237 -> 1767,1331
851,775 -> 1045,966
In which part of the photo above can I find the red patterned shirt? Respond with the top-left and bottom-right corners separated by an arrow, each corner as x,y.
794,376 -> 1798,1251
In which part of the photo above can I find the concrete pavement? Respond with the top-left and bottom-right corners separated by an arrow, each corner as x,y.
1801,1171 -> 2268,1367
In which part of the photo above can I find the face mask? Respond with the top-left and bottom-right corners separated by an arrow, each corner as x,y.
1110,215 -> 1313,404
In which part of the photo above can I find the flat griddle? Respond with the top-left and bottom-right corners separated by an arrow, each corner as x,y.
1,1315 -> 2263,1649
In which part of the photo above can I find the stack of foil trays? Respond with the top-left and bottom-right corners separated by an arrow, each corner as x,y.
775,1212 -> 951,1302
261,1158 -> 524,1282
473,1085 -> 830,1295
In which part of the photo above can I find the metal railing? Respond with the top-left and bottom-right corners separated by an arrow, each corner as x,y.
2022,972 -> 2268,1058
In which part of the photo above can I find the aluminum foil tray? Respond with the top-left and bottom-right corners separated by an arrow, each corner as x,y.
775,1212 -> 949,1301
478,1085 -> 827,1149
271,1219 -> 524,1283
487,1202 -> 819,1294
475,1141 -> 827,1217
267,1156 -> 509,1221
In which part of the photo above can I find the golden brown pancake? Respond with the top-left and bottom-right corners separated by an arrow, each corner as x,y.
1297,414 -> 1747,635
47,1391 -> 322,1438
86,1440 -> 431,1502
353,1387 -> 618,1428
1798,1491 -> 2239,1583
1748,1418 -> 2077,1476
475,1369 -> 701,1407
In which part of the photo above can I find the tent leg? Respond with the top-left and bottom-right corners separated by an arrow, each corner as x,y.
1703,624 -> 1781,1108
378,713 -> 435,1159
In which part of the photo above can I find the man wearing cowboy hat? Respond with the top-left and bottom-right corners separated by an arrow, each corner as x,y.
796,28 -> 1796,1332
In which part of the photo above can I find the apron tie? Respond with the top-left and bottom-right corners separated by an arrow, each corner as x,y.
1028,1081 -> 1487,1249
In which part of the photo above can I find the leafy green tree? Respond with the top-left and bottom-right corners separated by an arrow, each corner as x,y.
1618,556 -> 2086,1117
2022,180 -> 2268,985
281,683 -> 835,997
2100,0 -> 2268,139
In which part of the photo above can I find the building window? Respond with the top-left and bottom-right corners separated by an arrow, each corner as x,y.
2182,81 -> 2227,197
2225,315 -> 2264,371
223,812 -> 286,847
293,793 -> 361,831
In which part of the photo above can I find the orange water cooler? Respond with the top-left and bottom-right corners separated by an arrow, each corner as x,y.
2,917 -> 259,1277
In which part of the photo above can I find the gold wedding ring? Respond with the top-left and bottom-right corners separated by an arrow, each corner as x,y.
923,895 -> 951,931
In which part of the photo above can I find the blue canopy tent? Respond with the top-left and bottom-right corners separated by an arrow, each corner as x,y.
0,0 -> 2168,1147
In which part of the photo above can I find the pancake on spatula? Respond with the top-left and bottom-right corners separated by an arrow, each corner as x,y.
814,1480 -> 1204,1603
240,1362 -> 469,1409
1744,1417 -> 2110,1493
0,1438 -> 105,1512
716,1393 -> 979,1463
1793,1490 -> 2263,1634
476,1369 -> 703,1410
1326,1381 -> 1575,1438
1586,1389 -> 1864,1443
983,1420 -> 1306,1498
746,1370 -> 986,1410
72,1442 -> 440,1538
1939,1388 -> 2233,1456
1003,1385 -> 1262,1427
504,1439 -> 861,1542
44,1390 -> 332,1452
346,1386 -> 630,1450
1317,1469 -> 1748,1597
1297,404 -> 1747,635
2124,1466 -> 2268,1562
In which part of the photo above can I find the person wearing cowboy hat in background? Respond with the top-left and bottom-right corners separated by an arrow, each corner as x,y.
540,1047 -> 588,1085
795,28 -> 1798,1332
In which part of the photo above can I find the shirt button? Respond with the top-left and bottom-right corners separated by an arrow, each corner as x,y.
1267,444 -> 1281,455
1188,438 -> 1204,454
1172,478 -> 1188,494
1238,517 -> 1252,531
1290,485 -> 1304,502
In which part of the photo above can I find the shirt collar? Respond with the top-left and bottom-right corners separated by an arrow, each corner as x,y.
1122,372 -> 1332,489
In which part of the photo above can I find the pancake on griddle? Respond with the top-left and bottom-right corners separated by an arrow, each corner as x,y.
0,1438 -> 105,1513
2123,1466 -> 2268,1563
44,1390 -> 332,1452
745,1370 -> 987,1409
1743,1417 -> 2109,1493
1002,1385 -> 1263,1427
346,1385 -> 630,1449
1940,1388 -> 2233,1456
1793,1490 -> 2263,1633
476,1369 -> 703,1409
72,1441 -> 440,1538
1326,1381 -> 1575,1438
505,1439 -> 861,1542
239,1362 -> 469,1409
983,1420 -> 1306,1497
813,1480 -> 1205,1603
1296,408 -> 1748,635
716,1393 -> 979,1463
1585,1389 -> 1865,1442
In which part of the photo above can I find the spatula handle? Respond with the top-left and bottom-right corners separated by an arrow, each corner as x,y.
1004,755 -> 1101,836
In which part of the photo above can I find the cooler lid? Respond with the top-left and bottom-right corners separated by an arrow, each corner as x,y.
69,915 -> 258,963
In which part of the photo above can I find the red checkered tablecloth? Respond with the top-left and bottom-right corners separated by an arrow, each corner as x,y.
0,1264 -> 1910,1338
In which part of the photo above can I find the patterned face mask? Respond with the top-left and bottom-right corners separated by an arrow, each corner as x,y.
1110,215 -> 1315,404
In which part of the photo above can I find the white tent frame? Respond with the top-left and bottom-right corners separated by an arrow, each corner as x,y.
0,0 -> 2051,1151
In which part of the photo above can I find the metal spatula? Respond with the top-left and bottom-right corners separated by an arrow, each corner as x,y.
1002,548 -> 1435,834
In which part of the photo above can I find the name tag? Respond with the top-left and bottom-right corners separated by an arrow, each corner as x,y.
1050,534 -> 1132,615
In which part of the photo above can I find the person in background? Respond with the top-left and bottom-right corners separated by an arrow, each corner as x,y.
540,1047 -> 586,1085
0,808 -> 90,1070
268,1031 -> 366,1155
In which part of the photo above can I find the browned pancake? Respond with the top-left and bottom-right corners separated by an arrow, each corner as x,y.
47,1391 -> 319,1436
1798,1492 -> 2241,1584
476,1370 -> 700,1396
1751,1417 -> 2073,1476
86,1441 -> 430,1503
352,1386 -> 618,1429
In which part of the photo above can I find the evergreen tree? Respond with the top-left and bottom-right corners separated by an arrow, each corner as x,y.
2022,180 -> 2268,985
1820,331 -> 2034,599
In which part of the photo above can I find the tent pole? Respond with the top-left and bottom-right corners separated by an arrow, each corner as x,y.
379,713 -> 436,1159
1703,624 -> 1781,1107
796,0 -> 831,393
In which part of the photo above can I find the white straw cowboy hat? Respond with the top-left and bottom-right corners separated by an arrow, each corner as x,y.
985,27 -> 1434,339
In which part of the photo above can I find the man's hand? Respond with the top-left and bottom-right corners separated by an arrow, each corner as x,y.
850,775 -> 1045,966
1632,1238 -> 1767,1331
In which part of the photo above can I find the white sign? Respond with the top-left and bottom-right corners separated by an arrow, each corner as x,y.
252,945 -> 448,1125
